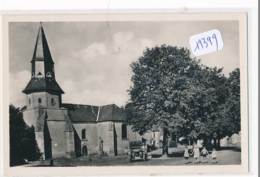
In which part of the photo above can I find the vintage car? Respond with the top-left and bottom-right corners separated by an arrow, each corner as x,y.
129,140 -> 148,162
167,140 -> 185,157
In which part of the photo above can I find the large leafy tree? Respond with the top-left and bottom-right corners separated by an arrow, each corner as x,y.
129,45 -> 200,134
213,69 -> 240,138
128,45 -> 240,148
224,68 -> 240,134
9,105 -> 41,166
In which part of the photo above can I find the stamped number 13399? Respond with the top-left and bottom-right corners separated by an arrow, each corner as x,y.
189,29 -> 224,56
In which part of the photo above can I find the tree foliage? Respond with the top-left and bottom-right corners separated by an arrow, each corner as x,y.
213,69 -> 240,138
9,105 -> 41,166
128,45 -> 240,142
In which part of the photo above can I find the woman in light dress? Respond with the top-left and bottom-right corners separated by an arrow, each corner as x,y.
211,148 -> 218,163
184,145 -> 190,164
193,144 -> 200,163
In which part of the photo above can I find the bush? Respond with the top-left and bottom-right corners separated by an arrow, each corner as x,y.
9,105 -> 41,166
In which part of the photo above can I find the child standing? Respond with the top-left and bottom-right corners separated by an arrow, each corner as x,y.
211,148 -> 218,163
184,145 -> 190,164
193,144 -> 200,164
201,146 -> 208,163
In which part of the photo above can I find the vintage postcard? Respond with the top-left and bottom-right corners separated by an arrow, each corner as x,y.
2,12 -> 248,176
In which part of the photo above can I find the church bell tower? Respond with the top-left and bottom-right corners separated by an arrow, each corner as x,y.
22,23 -> 66,160
23,23 -> 64,109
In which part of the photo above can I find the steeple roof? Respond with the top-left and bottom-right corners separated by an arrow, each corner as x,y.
31,23 -> 54,64
23,23 -> 64,95
23,77 -> 64,94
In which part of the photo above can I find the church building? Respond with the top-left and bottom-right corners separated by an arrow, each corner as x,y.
22,24 -> 145,159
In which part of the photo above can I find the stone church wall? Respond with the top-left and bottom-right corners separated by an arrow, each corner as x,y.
23,102 -> 145,158
73,123 -> 98,155
23,108 -> 39,127
97,121 -> 115,155
65,131 -> 75,158
72,122 -> 140,156
26,92 -> 60,109
35,131 -> 45,158
47,121 -> 67,158
114,122 -> 128,155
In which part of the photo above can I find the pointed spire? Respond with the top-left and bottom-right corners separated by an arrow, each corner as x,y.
34,25 -> 44,59
23,23 -> 64,95
32,23 -> 54,64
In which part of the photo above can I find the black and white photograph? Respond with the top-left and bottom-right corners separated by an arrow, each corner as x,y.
3,13 -> 248,175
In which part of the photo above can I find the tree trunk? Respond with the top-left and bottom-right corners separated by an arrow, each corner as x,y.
217,137 -> 221,150
162,128 -> 168,154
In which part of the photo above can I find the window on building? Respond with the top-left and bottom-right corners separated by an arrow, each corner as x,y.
38,98 -> 42,104
28,98 -> 31,105
82,129 -> 86,139
51,98 -> 55,106
122,124 -> 127,139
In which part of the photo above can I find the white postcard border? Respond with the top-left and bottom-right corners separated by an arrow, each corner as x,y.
2,12 -> 248,176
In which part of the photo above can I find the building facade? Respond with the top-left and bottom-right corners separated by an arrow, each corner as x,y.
21,24 -> 150,159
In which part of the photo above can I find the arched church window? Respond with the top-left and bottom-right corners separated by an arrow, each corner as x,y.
51,98 -> 55,105
122,124 -> 127,139
38,98 -> 42,104
82,129 -> 86,139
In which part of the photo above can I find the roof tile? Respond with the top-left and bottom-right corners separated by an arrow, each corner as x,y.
23,77 -> 64,94
63,103 -> 126,123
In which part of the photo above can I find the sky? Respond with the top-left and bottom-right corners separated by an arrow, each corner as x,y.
9,21 -> 239,107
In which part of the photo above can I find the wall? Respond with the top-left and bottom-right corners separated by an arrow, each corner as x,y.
143,130 -> 161,148
23,92 -> 63,127
47,121 -> 67,158
45,108 -> 69,158
23,106 -> 71,158
26,92 -> 60,109
35,132 -> 45,159
73,122 -> 137,156
65,131 -> 75,158
23,102 -> 150,158
114,122 -> 128,155
125,126 -> 161,148
97,121 -> 115,155
23,108 -> 39,127
73,123 -> 98,155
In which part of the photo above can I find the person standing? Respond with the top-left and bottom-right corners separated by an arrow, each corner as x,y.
201,146 -> 209,163
193,144 -> 200,163
211,148 -> 218,163
184,145 -> 190,164
98,137 -> 104,156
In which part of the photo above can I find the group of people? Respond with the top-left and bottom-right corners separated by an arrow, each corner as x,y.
183,144 -> 218,164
